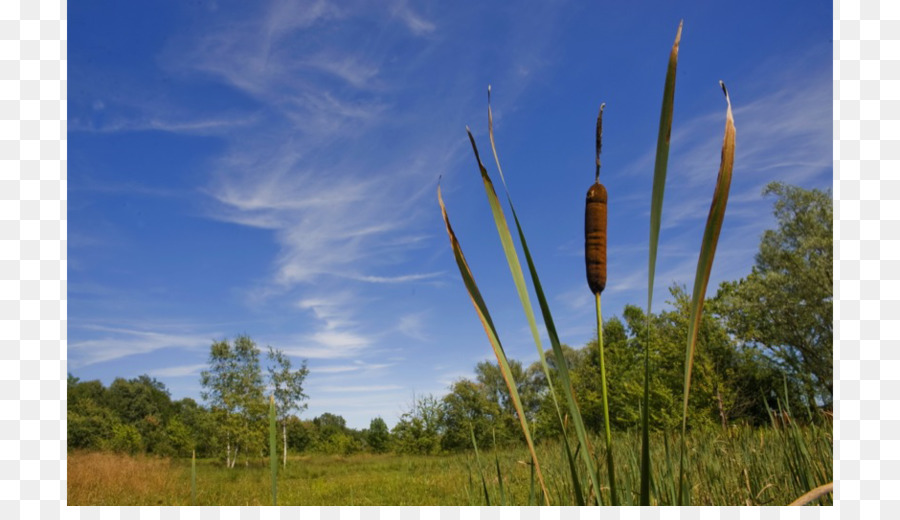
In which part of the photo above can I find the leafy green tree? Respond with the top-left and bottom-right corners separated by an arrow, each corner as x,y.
310,413 -> 364,454
392,394 -> 442,455
474,359 -> 542,423
172,397 -> 220,457
440,379 -> 504,451
313,412 -> 347,438
68,375 -> 107,409
285,416 -> 317,452
714,182 -> 833,405
108,423 -> 143,454
366,417 -> 391,453
106,375 -> 173,454
318,431 -> 363,455
68,397 -> 120,451
200,335 -> 267,468
105,375 -> 171,424
163,416 -> 194,457
574,313 -> 645,431
532,344 -> 585,437
266,346 -> 310,468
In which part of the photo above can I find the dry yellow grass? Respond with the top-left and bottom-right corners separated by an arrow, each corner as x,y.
68,451 -> 185,506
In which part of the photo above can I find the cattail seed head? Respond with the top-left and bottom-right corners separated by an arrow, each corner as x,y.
585,181 -> 608,295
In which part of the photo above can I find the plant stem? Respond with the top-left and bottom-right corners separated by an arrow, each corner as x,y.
640,325 -> 651,505
269,395 -> 277,506
596,292 -> 617,505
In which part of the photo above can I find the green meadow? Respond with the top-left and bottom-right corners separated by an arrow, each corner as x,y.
68,421 -> 831,507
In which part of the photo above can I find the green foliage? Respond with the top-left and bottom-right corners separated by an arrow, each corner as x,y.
68,396 -> 119,451
714,182 -> 833,405
285,416 -> 317,452
164,416 -> 194,457
392,395 -> 442,455
440,379 -> 503,451
69,376 -> 105,401
201,335 -> 268,467
266,346 -> 310,467
106,375 -> 172,425
366,417 -> 391,453
318,432 -> 364,455
313,412 -> 347,437
108,423 -> 144,454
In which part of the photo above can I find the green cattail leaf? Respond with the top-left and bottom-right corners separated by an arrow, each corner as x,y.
438,185 -> 551,504
678,81 -> 736,505
643,19 -> 682,506
466,126 -> 604,504
485,90 -> 564,424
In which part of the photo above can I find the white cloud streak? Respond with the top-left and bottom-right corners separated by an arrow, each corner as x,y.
147,363 -> 208,378
69,325 -> 217,368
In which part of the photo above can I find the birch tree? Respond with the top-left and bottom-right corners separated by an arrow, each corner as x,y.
200,335 -> 266,468
266,346 -> 309,468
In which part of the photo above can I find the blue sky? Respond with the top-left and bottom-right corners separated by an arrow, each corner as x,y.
69,0 -> 832,429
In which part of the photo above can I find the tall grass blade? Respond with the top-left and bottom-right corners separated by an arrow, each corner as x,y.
562,430 -> 586,505
438,184 -> 551,504
492,429 -> 506,506
643,19 -> 682,507
470,426 -> 491,505
466,131 -> 603,504
678,81 -> 736,504
191,449 -> 197,506
269,395 -> 278,506
528,456 -> 536,506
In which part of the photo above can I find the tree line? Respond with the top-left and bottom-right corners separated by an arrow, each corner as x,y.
67,182 -> 831,461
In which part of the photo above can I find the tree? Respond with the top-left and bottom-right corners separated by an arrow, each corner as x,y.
282,416 -> 314,452
366,417 -> 391,453
312,413 -> 362,454
440,379 -> 504,451
106,375 -> 173,453
392,394 -> 442,455
714,182 -> 833,406
266,346 -> 310,468
474,359 -> 542,424
200,335 -> 267,468
68,397 -> 120,451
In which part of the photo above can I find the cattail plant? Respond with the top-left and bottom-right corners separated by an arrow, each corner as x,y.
585,103 -> 617,505
440,20 -> 748,507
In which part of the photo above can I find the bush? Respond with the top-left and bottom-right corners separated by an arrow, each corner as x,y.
108,423 -> 143,455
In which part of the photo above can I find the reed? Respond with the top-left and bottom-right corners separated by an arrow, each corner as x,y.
434,20 -> 801,507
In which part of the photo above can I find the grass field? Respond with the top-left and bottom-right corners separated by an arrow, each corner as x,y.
67,424 -> 832,506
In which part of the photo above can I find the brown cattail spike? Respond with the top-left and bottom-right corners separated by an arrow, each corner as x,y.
585,181 -> 608,295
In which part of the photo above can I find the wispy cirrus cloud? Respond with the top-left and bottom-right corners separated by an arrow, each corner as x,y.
318,384 -> 403,393
69,325 -> 218,368
70,0 -> 571,407
147,363 -> 208,378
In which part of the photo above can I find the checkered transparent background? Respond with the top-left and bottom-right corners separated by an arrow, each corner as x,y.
0,0 -> 886,518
